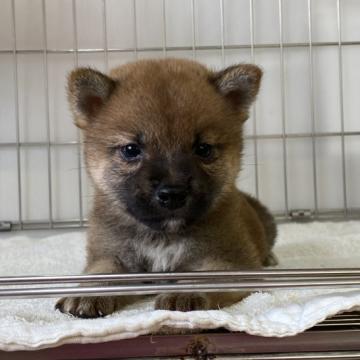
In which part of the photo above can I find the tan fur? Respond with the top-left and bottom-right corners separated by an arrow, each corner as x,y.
56,58 -> 277,319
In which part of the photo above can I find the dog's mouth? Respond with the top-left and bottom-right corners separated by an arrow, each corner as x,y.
160,218 -> 186,232
121,189 -> 214,232
131,213 -> 188,232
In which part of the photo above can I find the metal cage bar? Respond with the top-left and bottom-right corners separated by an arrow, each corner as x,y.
219,0 -> 225,66
41,0 -> 54,229
2,268 -> 360,286
336,0 -> 348,217
249,0 -> 259,199
102,0 -> 109,71
1,274 -> 360,299
214,352 -> 360,359
133,0 -> 138,59
191,0 -> 196,59
10,0 -> 23,230
162,0 -> 167,57
1,130 -> 358,147
278,0 -> 289,218
72,0 -> 84,226
2,40 -> 360,55
307,0 -> 319,215
1,269 -> 360,300
3,206 -> 360,231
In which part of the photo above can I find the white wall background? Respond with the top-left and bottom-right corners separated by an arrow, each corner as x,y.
0,0 -> 359,225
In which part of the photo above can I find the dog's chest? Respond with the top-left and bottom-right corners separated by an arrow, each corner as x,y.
135,237 -> 187,272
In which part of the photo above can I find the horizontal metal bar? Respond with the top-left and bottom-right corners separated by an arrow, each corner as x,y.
1,278 -> 360,299
275,208 -> 360,222
316,322 -> 360,328
4,219 -> 88,230
0,222 -> 12,231
0,131 -> 359,148
329,313 -> 360,319
313,312 -> 360,328
0,141 -> 80,147
323,317 -> 360,323
217,351 -> 360,359
1,269 -> 360,286
0,40 -> 360,55
3,207 -> 360,231
245,130 -> 356,140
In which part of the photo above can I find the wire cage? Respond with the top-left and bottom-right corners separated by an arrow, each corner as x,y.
0,0 -> 359,230
0,0 -> 360,358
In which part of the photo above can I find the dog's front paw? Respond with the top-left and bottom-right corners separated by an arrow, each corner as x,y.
155,293 -> 210,312
263,251 -> 278,266
55,296 -> 119,318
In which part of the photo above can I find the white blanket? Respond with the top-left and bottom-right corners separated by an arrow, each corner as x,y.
0,221 -> 360,351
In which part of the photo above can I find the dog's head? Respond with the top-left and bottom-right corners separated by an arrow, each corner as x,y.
68,59 -> 262,232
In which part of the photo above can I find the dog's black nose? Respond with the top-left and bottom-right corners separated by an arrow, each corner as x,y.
156,185 -> 188,210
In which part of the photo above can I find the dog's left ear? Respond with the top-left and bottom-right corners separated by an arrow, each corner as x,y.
211,64 -> 262,111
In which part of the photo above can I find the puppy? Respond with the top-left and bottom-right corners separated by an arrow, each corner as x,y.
56,58 -> 277,318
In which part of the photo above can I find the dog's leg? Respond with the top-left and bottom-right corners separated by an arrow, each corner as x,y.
55,258 -> 143,318
155,259 -> 252,312
263,251 -> 278,267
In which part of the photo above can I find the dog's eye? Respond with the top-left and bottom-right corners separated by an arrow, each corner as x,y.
194,143 -> 213,159
120,144 -> 142,161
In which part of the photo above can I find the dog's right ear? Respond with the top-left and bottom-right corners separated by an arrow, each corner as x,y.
68,68 -> 117,129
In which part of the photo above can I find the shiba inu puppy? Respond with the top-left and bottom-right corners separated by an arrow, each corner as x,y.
56,58 -> 276,318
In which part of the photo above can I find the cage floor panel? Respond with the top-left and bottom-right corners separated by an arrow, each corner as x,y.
1,323 -> 360,360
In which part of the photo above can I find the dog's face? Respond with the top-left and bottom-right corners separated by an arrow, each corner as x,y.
68,59 -> 262,232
